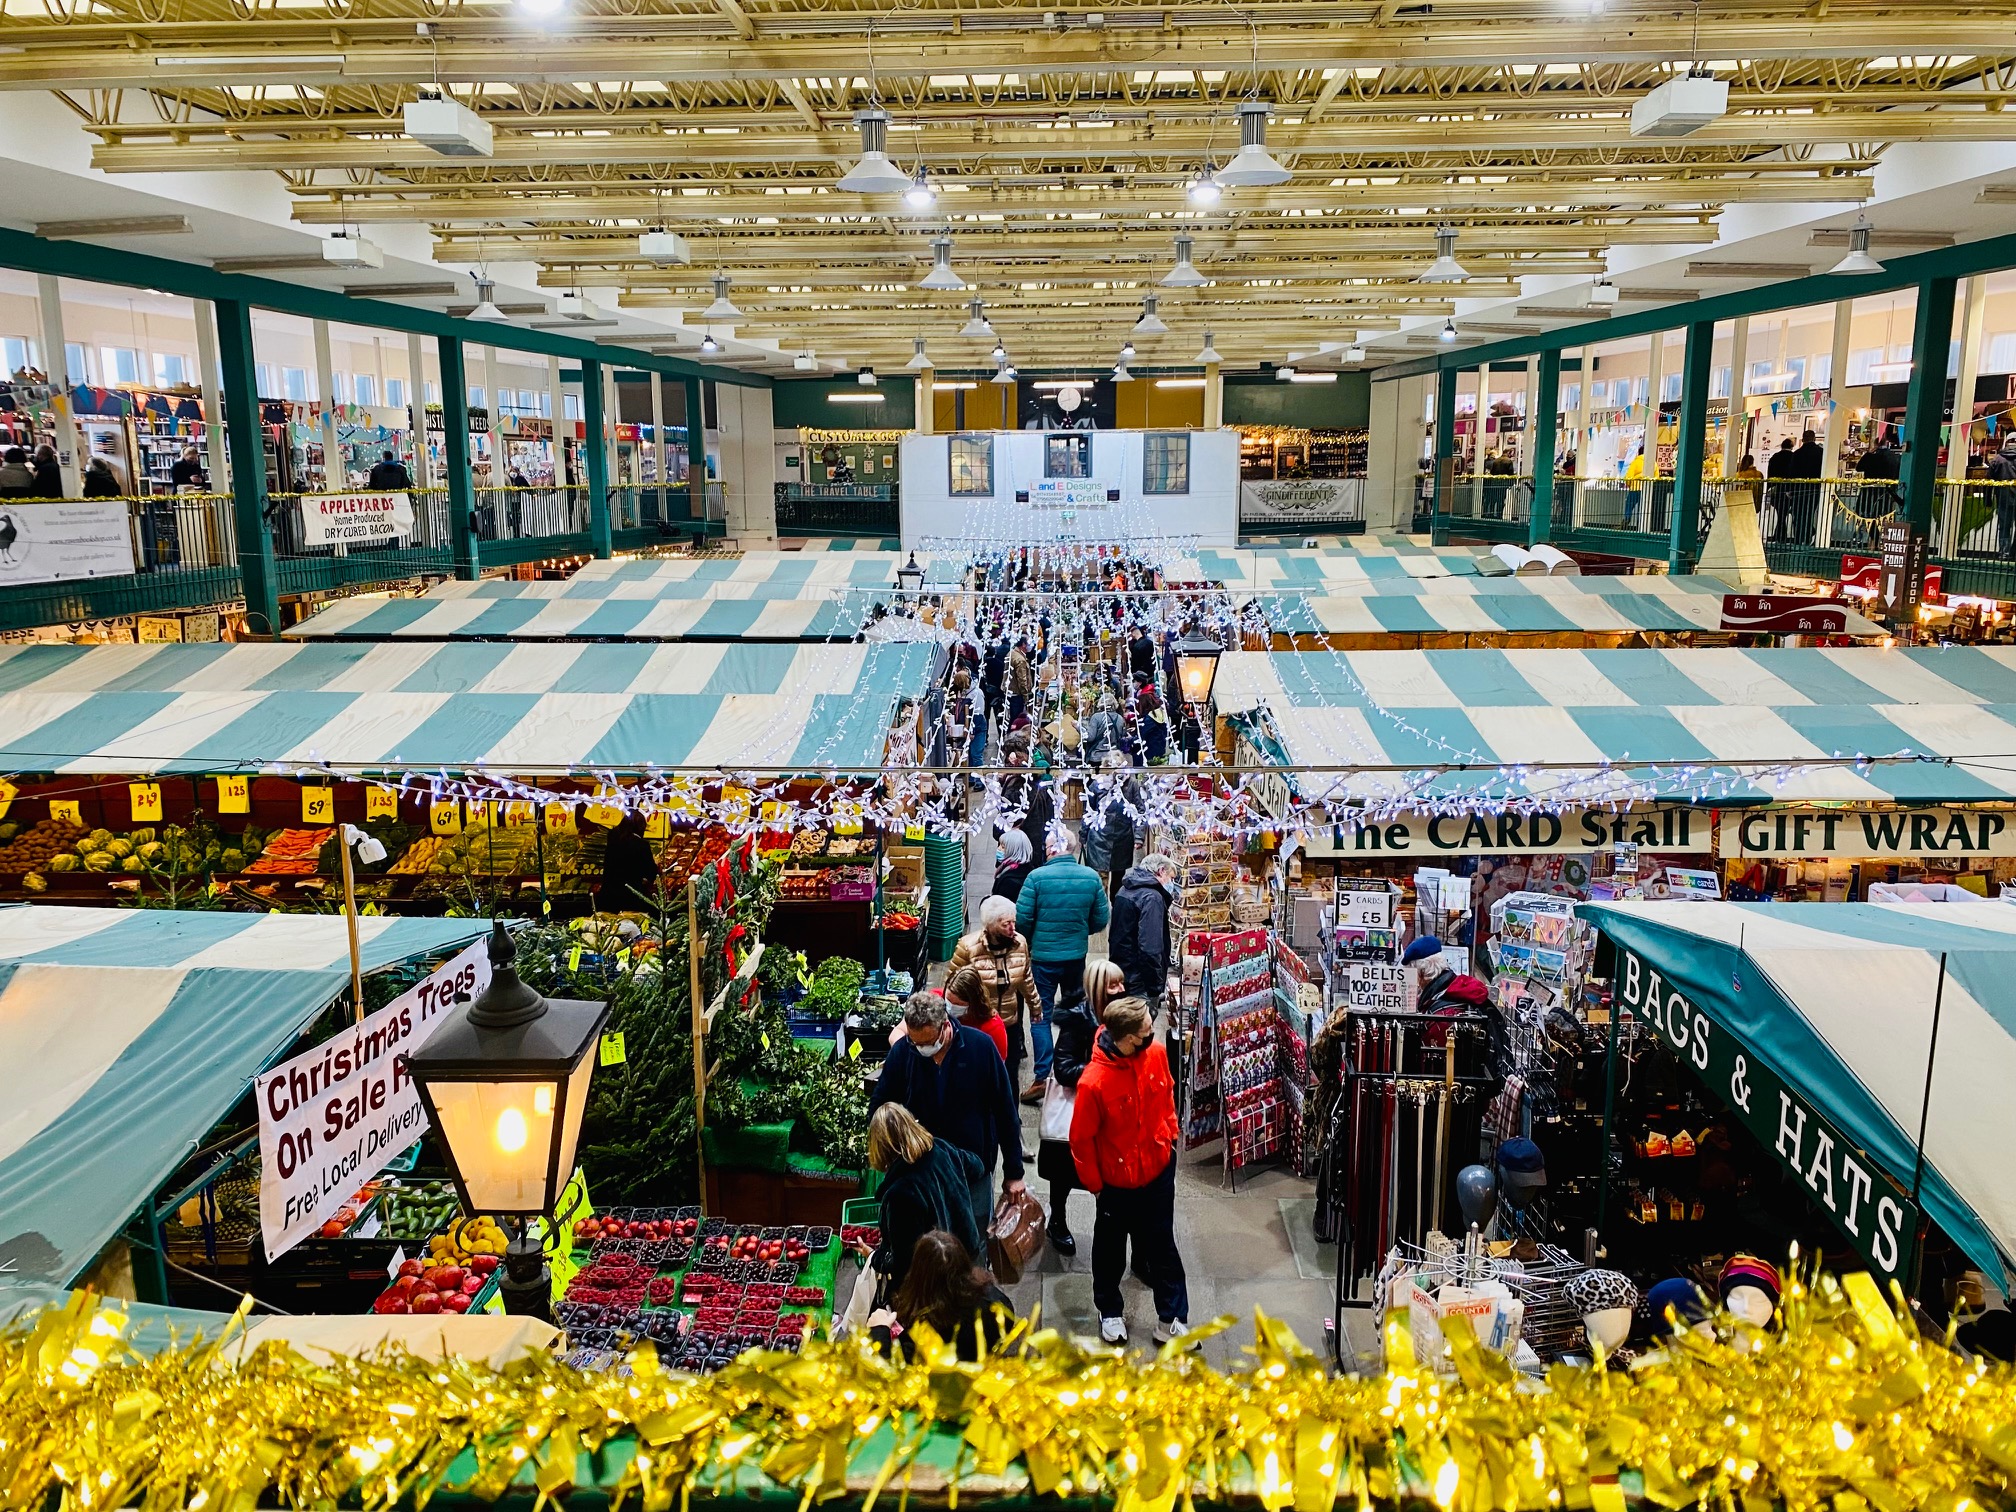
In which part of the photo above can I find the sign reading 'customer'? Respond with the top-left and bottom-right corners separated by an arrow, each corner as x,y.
1614,945 -> 1918,1284
1720,808 -> 2016,858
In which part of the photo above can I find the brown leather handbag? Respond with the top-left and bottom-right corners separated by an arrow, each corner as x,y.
987,1188 -> 1047,1284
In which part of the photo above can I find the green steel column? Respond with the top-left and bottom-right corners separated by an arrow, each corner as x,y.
437,338 -> 479,579
1901,275 -> 1959,540
1669,319 -> 1715,575
1432,365 -> 1459,540
581,358 -> 612,557
1526,349 -> 1561,548
212,297 -> 280,636
685,374 -> 706,527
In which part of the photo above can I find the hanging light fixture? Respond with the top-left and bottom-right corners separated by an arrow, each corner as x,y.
991,337 -> 1007,363
1186,166 -> 1223,206
1173,635 -> 1223,705
1275,363 -> 1297,381
1439,318 -> 1459,343
857,365 -> 878,385
1830,216 -> 1885,276
903,335 -> 932,370
1133,294 -> 1169,336
960,297 -> 994,338
1161,232 -> 1207,288
468,278 -> 508,322
1112,362 -> 1134,382
1120,337 -> 1137,360
1343,342 -> 1366,364
919,234 -> 968,291
1215,100 -> 1291,188
699,332 -> 721,354
1591,278 -> 1621,307
1419,225 -> 1470,283
701,274 -> 743,321
903,167 -> 938,211
839,107 -> 912,194
992,360 -> 1016,385
793,350 -> 818,371
1195,330 -> 1223,364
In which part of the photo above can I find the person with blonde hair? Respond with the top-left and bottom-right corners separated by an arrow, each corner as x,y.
862,1103 -> 987,1294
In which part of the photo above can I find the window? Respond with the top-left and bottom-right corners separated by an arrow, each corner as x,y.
1560,382 -> 1580,411
1747,357 -> 1804,395
1661,372 -> 1682,403
353,373 -> 377,405
153,352 -> 192,387
282,367 -> 310,401
386,377 -> 406,408
1044,432 -> 1090,478
1808,353 -> 1832,389
468,385 -> 486,409
537,390 -> 552,417
948,434 -> 993,496
564,393 -> 581,420
65,342 -> 89,383
330,372 -> 349,404
424,381 -> 440,404
255,363 -> 275,397
1143,432 -> 1190,494
1988,333 -> 2016,374
1,337 -> 37,375
100,346 -> 142,385
1710,367 -> 1731,400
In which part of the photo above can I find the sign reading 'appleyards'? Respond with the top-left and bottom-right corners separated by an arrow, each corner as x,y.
1614,945 -> 1918,1283
1720,808 -> 2016,859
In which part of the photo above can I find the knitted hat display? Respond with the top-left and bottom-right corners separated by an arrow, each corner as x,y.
1719,1254 -> 1781,1304
1646,1276 -> 1714,1327
1565,1268 -> 1639,1316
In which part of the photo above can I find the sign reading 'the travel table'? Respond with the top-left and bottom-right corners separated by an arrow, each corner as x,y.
1718,593 -> 1848,635
1721,808 -> 2016,858
1614,945 -> 1918,1284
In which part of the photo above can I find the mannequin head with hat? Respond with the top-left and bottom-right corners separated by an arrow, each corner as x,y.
1566,1269 -> 1638,1353
1720,1254 -> 1781,1328
1646,1277 -> 1715,1341
1496,1136 -> 1545,1212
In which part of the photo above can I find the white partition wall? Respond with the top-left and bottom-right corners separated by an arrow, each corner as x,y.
899,429 -> 1240,550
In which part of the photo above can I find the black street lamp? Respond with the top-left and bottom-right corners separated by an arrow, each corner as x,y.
403,921 -> 609,1319
896,552 -> 925,593
1173,634 -> 1224,708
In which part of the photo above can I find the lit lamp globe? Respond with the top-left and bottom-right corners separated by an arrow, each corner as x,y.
403,920 -> 610,1320
1173,634 -> 1223,706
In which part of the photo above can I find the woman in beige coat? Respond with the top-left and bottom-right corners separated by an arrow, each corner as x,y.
949,894 -> 1040,1088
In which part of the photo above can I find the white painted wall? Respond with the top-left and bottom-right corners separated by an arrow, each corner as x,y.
899,429 -> 1239,549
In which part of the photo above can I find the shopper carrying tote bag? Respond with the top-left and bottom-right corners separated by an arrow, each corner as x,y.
1036,960 -> 1122,1257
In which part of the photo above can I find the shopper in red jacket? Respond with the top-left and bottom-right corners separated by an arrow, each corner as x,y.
1069,994 -> 1189,1345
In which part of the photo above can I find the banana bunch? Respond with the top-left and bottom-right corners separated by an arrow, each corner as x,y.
425,1214 -> 508,1265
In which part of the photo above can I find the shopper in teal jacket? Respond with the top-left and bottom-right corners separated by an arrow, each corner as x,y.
1015,829 -> 1111,1100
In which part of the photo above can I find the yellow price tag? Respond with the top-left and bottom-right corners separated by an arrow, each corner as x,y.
544,801 -> 577,834
759,1031 -> 771,1051
644,809 -> 670,840
49,799 -> 81,826
214,774 -> 250,814
599,1032 -> 627,1067
0,778 -> 12,822
759,800 -> 789,822
584,784 -> 624,828
301,786 -> 335,825
502,801 -> 535,828
567,944 -> 583,972
128,782 -> 163,823
467,798 -> 497,829
365,785 -> 399,821
660,783 -> 700,818
429,798 -> 463,835
721,785 -> 752,822
905,823 -> 926,842
833,816 -> 863,837
848,1037 -> 863,1061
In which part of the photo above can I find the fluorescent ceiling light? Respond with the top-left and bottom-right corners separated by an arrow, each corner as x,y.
519,0 -> 563,14
828,391 -> 885,402
1032,379 -> 1100,389
638,229 -> 690,264
934,380 -> 979,390
857,365 -> 878,385
36,215 -> 191,239
1418,225 -> 1469,283
319,233 -> 383,269
157,52 -> 343,65
1215,100 -> 1291,188
1829,216 -> 1885,276
1133,294 -> 1168,336
839,107 -> 912,194
468,279 -> 508,322
1155,377 -> 1207,388
1186,167 -> 1222,206
702,273 -> 742,320
1590,278 -> 1621,306
1161,232 -> 1207,288
904,335 -> 932,370
1290,372 -> 1338,383
919,234 -> 967,291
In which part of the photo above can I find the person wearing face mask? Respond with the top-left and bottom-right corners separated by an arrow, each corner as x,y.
872,991 -> 1027,1234
990,828 -> 1035,905
1070,995 -> 1188,1345
949,895 -> 1039,1085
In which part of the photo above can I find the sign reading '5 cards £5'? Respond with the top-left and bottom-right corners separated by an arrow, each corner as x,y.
1614,945 -> 1919,1285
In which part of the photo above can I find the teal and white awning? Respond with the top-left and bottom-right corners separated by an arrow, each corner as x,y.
1218,646 -> 2016,804
288,553 -> 960,641
0,641 -> 934,774
1168,547 -> 1489,591
1578,899 -> 2016,1283
1257,577 -> 1881,637
0,907 -> 491,1288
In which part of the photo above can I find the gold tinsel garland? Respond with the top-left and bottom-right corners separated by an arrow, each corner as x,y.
5,1271 -> 2016,1512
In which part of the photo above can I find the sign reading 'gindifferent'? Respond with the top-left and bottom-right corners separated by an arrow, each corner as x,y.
1614,945 -> 1918,1284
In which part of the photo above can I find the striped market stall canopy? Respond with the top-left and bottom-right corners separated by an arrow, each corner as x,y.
1579,900 -> 2016,1284
0,907 -> 490,1287
1170,547 -> 1491,591
0,640 -> 934,775
1217,646 -> 2016,804
1256,576 -> 1883,638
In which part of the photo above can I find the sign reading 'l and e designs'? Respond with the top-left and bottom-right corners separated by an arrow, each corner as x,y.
1614,945 -> 1918,1283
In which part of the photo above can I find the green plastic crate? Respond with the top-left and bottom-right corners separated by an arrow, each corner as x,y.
840,1196 -> 880,1228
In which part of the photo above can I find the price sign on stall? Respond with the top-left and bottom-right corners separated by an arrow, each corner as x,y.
643,809 -> 670,839
301,787 -> 335,825
0,779 -> 13,822
214,774 -> 250,815
502,801 -> 535,828
49,799 -> 81,827
128,782 -> 163,823
429,798 -> 463,835
365,785 -> 399,821
584,785 -> 625,828
544,802 -> 577,834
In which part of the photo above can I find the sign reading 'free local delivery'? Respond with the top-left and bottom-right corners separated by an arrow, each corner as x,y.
255,937 -> 490,1260
1720,808 -> 2016,859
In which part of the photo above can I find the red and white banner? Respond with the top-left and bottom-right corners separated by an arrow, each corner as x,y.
1840,553 -> 1943,602
300,491 -> 416,547
1719,593 -> 1849,634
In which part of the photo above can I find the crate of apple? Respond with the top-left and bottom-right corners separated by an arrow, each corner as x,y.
373,1254 -> 498,1314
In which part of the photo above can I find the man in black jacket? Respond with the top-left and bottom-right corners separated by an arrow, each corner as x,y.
873,992 -> 1027,1233
1109,855 -> 1178,1013
367,450 -> 414,490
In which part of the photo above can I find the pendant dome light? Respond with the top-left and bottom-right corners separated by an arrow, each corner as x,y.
960,297 -> 994,338
1829,216 -> 1885,276
1119,337 -> 1137,360
1186,166 -> 1223,206
1112,364 -> 1134,382
1133,294 -> 1169,336
990,337 -> 1007,363
699,332 -> 721,354
1215,100 -> 1291,188
919,234 -> 968,291
1438,318 -> 1459,343
839,107 -> 912,194
468,278 -> 508,322
992,360 -> 1016,385
1195,330 -> 1223,364
903,335 -> 932,370
903,168 -> 938,211
1161,232 -> 1207,288
701,273 -> 743,320
1418,226 -> 1470,283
